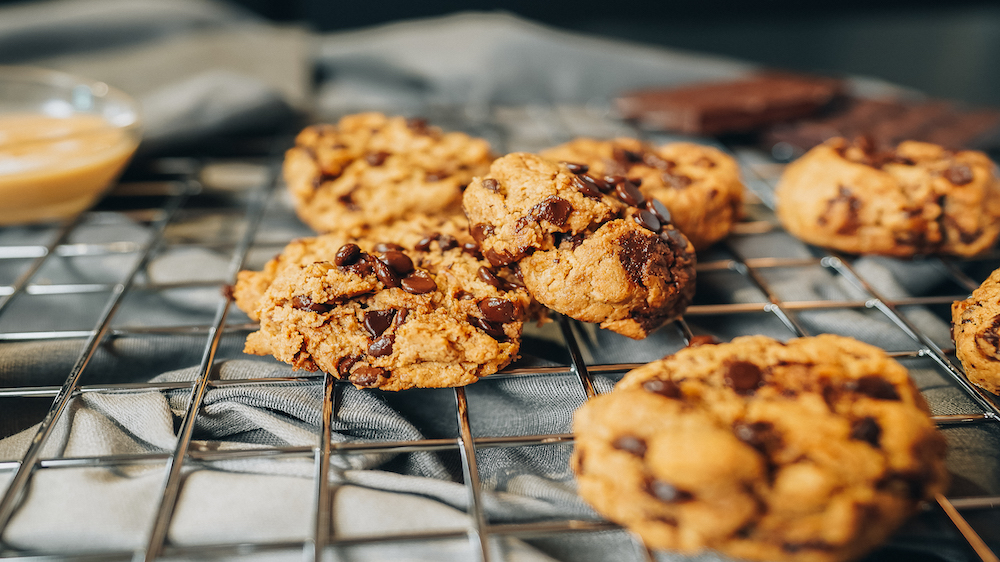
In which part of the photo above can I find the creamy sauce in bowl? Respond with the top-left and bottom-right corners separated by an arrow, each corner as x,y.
0,114 -> 139,225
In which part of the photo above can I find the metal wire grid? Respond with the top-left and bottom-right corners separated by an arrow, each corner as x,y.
0,105 -> 995,562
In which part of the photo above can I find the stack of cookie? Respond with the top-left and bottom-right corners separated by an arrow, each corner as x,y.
234,113 -> 748,389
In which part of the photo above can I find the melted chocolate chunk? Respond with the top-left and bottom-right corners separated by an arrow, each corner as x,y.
477,266 -> 504,288
563,162 -> 589,174
850,416 -> 882,447
615,181 -> 645,207
616,230 -> 655,285
647,480 -> 693,503
401,272 -> 437,294
944,164 -> 974,185
345,254 -> 373,277
634,209 -> 662,232
733,421 -> 780,453
363,309 -> 397,338
470,223 -> 495,243
374,242 -> 405,253
611,435 -> 647,457
455,290 -> 475,300
349,366 -> 386,388
291,295 -> 334,314
380,251 -> 414,275
981,313 -> 1000,350
462,242 -> 482,258
482,178 -> 500,192
335,243 -> 361,266
531,196 -> 573,226
438,234 -> 458,251
821,185 -> 863,235
337,355 -> 360,376
846,376 -> 901,401
642,378 -> 681,398
368,334 -> 395,356
478,297 -> 517,323
572,176 -> 602,199
468,315 -> 508,341
647,199 -> 672,224
614,147 -> 644,164
337,189 -> 359,211
484,247 -> 519,267
724,361 -> 764,394
414,236 -> 435,252
373,258 -> 401,288
365,151 -> 390,166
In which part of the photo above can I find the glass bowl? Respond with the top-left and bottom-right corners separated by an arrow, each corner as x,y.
0,66 -> 142,226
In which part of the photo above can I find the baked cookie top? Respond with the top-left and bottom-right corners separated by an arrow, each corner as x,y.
540,138 -> 744,250
244,225 -> 532,391
462,152 -> 696,339
283,113 -> 494,235
573,334 -> 948,562
775,137 -> 1000,257
952,266 -> 1000,394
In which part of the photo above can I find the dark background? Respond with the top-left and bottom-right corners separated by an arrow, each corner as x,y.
231,0 -> 1000,107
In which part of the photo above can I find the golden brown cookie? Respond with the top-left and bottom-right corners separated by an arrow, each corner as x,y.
283,113 -> 494,235
572,334 -> 948,562
540,138 -> 744,250
243,225 -> 532,391
952,267 -> 1000,394
462,152 -> 695,339
775,137 -> 1000,257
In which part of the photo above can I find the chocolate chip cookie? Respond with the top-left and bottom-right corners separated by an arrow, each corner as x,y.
775,137 -> 1000,257
540,138 -> 744,250
241,216 -> 531,391
952,267 -> 1000,394
572,334 -> 948,562
462,152 -> 696,340
284,112 -> 494,235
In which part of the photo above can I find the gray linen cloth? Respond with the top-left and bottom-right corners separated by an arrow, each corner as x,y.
0,1 -> 996,560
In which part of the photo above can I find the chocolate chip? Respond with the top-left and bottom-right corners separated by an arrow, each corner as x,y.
349,366 -> 386,388
368,334 -> 395,356
406,117 -> 429,132
531,196 -> 573,226
415,236 -> 435,251
617,230 -> 655,285
563,162 -> 589,174
664,173 -> 692,189
482,178 -> 500,192
335,243 -> 361,266
345,254 -> 373,277
572,176 -> 601,199
846,376 -> 900,401
484,248 -> 518,267
363,309 -> 397,338
365,151 -> 390,166
850,416 -> 882,447
373,258 -> 400,288
337,189 -> 359,211
462,242 -> 481,258
455,290 -> 475,300
337,355 -> 360,376
374,242 -> 405,253
477,266 -> 504,288
393,308 -> 409,328
944,164 -> 974,185
615,180 -> 645,207
401,272 -> 437,294
468,315 -> 508,341
733,421 -> 779,453
471,223 -> 494,243
629,177 -> 643,187
380,251 -> 414,276
291,295 -> 334,314
634,209 -> 662,232
642,379 -> 681,398
477,297 -> 517,323
581,173 -> 612,193
647,199 -> 672,224
438,234 -> 458,251
611,435 -> 647,457
647,480 -> 693,503
614,147 -> 644,163
425,170 -> 449,182
724,361 -> 764,394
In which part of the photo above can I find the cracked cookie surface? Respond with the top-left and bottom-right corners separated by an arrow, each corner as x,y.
462,152 -> 695,339
284,112 -> 494,235
540,138 -> 744,250
775,137 -> 1000,257
572,334 -> 948,562
240,216 -> 531,391
952,267 -> 1000,394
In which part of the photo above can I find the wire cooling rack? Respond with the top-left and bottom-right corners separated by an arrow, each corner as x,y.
0,104 -> 998,562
